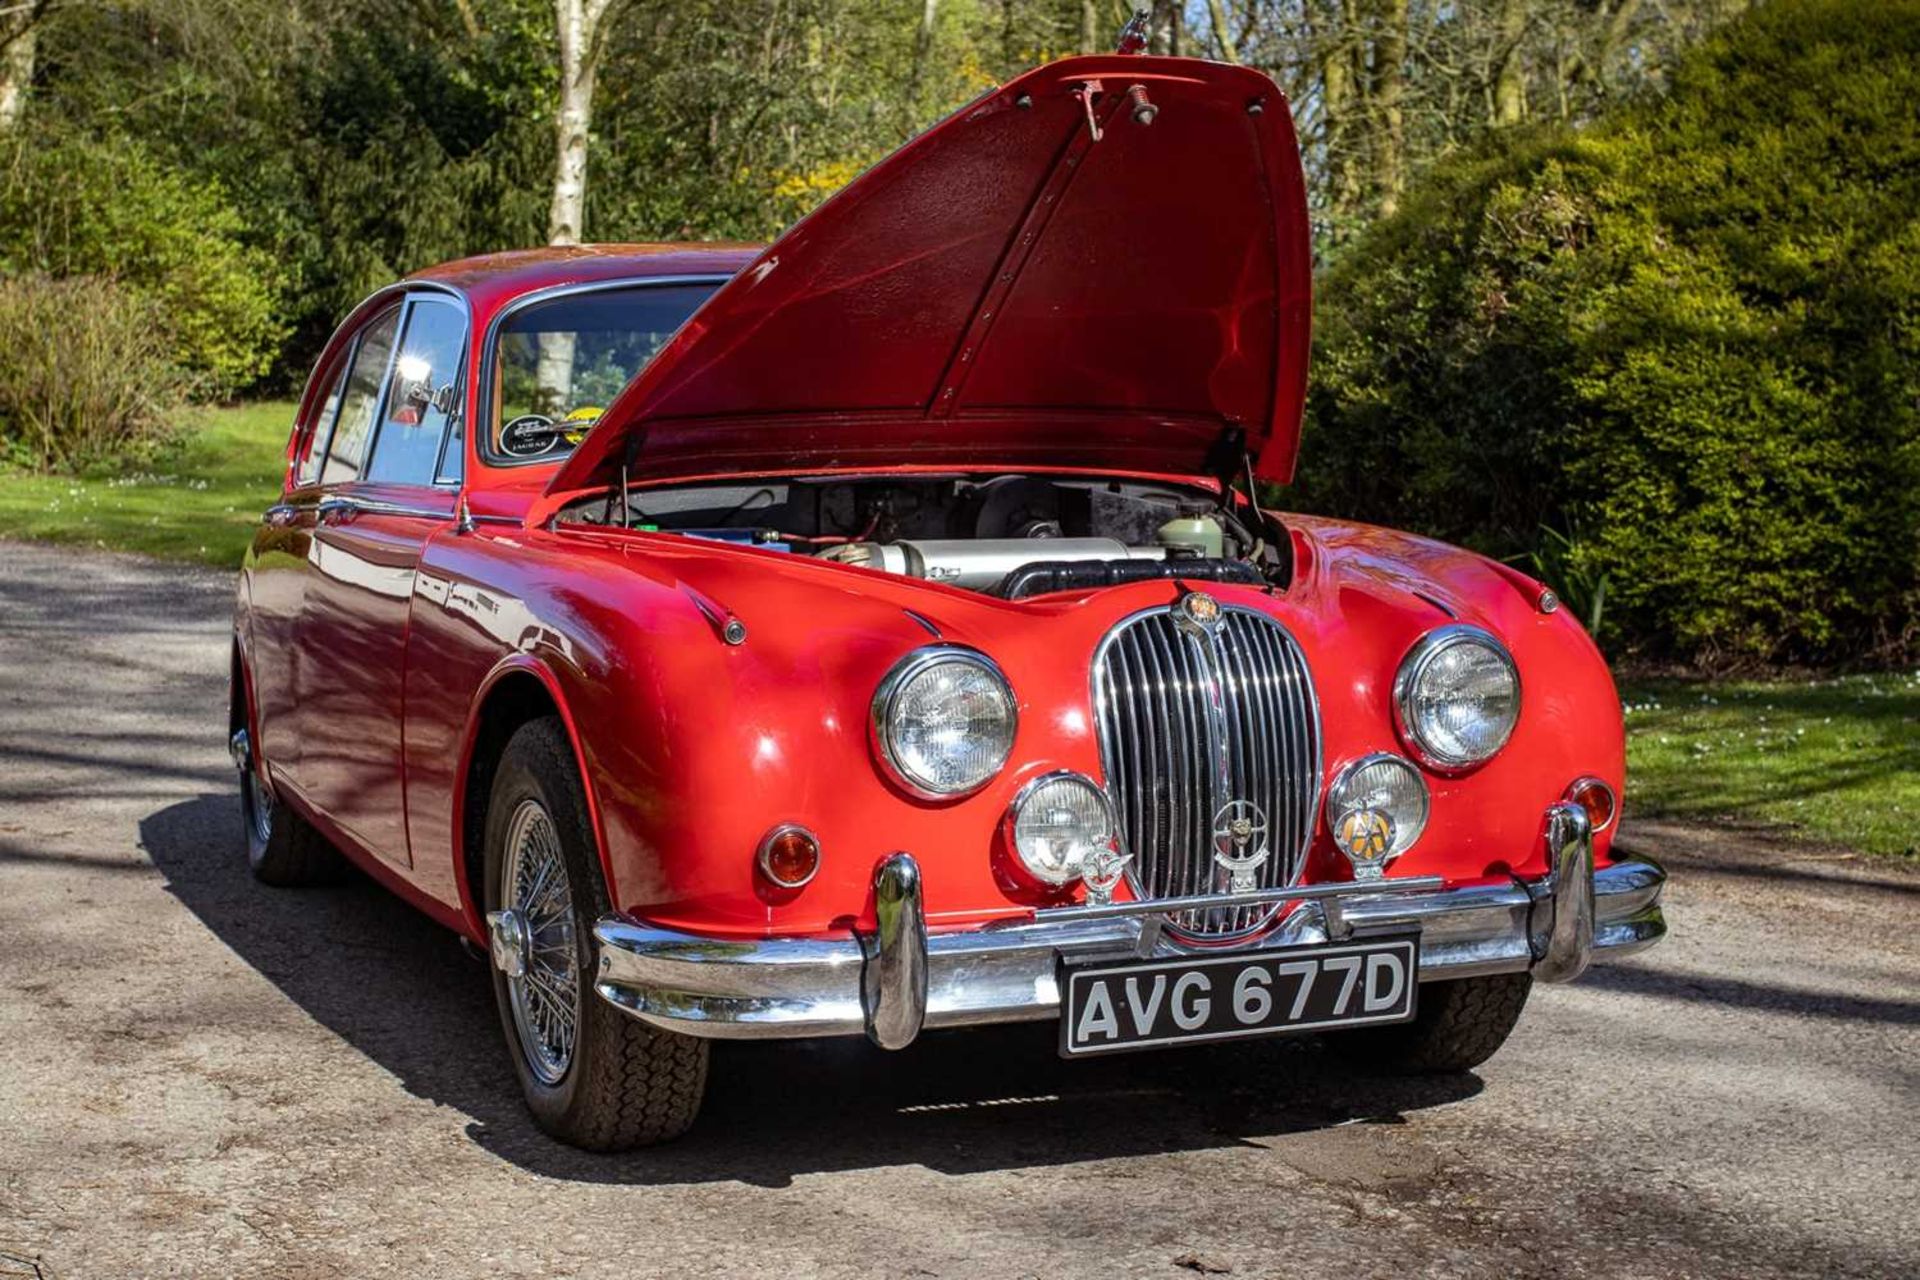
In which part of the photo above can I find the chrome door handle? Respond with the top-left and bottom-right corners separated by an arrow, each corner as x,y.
263,503 -> 300,528
316,496 -> 358,523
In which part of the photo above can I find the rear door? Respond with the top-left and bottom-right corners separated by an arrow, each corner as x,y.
245,315 -> 369,786
291,292 -> 468,867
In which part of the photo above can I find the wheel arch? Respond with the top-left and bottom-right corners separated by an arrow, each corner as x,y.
452,657 -> 613,941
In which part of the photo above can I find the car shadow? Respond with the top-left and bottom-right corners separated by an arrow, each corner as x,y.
142,793 -> 1482,1187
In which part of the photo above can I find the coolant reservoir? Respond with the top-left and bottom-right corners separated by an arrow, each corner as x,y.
1156,515 -> 1223,559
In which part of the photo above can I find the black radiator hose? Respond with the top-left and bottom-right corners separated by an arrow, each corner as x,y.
995,557 -> 1266,601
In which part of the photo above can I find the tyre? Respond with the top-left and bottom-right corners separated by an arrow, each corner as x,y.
232,708 -> 346,887
483,717 -> 709,1150
1334,972 -> 1532,1074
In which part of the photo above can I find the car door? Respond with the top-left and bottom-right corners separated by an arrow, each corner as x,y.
291,291 -> 468,868
246,337 -> 358,785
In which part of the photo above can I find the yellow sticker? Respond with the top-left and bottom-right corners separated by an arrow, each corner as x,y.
1336,808 -> 1395,862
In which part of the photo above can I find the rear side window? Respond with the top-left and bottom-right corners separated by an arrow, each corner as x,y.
321,305 -> 400,485
366,297 -> 466,487
295,358 -> 349,487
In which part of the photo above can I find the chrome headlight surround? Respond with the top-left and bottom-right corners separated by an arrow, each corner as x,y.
1325,753 -> 1430,879
870,645 -> 1018,799
1392,624 -> 1521,771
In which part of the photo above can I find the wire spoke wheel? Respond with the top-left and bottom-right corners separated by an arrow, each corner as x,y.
244,764 -> 275,845
501,798 -> 580,1086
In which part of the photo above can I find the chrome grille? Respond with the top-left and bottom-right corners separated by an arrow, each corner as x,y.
1091,604 -> 1321,939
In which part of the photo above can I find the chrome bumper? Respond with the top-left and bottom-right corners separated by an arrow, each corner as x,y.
593,803 -> 1665,1048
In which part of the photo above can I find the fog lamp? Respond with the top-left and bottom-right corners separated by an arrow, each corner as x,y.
1326,754 -> 1429,880
1007,772 -> 1124,893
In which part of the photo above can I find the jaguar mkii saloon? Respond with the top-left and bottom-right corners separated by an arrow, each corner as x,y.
229,51 -> 1667,1149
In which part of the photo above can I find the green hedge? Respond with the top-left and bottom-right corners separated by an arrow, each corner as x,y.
0,274 -> 197,472
1295,0 -> 1920,667
0,126 -> 285,394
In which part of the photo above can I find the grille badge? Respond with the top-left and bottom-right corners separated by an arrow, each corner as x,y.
1211,800 -> 1272,892
1175,590 -> 1222,635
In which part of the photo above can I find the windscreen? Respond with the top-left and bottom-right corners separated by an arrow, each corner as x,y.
489,281 -> 721,463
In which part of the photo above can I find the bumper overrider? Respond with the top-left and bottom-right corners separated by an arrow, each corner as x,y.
592,802 -> 1665,1050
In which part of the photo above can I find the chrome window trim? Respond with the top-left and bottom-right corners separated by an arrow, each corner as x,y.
1391,623 -> 1521,772
475,274 -> 733,471
868,644 -> 1018,800
318,301 -> 406,487
296,355 -> 353,489
1088,601 -> 1325,944
361,288 -> 474,490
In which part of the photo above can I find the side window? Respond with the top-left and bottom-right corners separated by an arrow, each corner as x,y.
367,296 -> 467,487
321,305 -> 401,486
295,357 -> 350,487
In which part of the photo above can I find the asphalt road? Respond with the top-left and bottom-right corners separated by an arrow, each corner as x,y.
1,537 -> 1915,1280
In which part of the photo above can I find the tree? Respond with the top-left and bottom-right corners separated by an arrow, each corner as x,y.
0,0 -> 53,131
1298,0 -> 1920,665
549,0 -> 621,247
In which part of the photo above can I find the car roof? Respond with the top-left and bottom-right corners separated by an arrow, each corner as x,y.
406,243 -> 762,311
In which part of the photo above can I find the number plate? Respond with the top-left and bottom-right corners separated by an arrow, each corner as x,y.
1059,933 -> 1419,1057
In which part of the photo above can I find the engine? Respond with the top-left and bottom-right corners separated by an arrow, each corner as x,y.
561,473 -> 1289,598
817,537 -> 1161,590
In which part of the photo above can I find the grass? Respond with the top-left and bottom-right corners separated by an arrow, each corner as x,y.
0,401 -> 293,566
1621,673 -> 1920,860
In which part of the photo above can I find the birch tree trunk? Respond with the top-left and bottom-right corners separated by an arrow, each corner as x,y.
539,0 -> 616,413
908,0 -> 939,112
0,4 -> 46,134
548,0 -> 611,248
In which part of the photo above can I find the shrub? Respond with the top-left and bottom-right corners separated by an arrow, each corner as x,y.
1295,0 -> 1920,667
0,126 -> 285,394
0,274 -> 198,473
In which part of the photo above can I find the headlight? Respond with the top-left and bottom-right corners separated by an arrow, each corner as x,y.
1007,772 -> 1118,885
871,646 -> 1017,797
1325,754 -> 1429,879
1393,625 -> 1520,769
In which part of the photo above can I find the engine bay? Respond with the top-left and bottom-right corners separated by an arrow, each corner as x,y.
560,474 -> 1291,598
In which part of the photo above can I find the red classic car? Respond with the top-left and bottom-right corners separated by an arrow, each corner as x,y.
231,52 -> 1666,1150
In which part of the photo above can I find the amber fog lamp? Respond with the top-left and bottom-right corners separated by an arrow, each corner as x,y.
1565,777 -> 1617,833
1326,754 -> 1429,881
757,824 -> 821,889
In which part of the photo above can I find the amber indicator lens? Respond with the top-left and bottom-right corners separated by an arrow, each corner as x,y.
1566,778 -> 1617,833
758,825 -> 821,889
